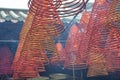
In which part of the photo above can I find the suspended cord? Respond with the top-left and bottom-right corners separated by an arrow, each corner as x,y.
72,52 -> 75,80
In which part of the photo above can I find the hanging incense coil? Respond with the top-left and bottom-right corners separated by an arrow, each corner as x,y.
85,0 -> 110,77
12,13 -> 35,72
0,46 -> 13,75
64,25 -> 87,70
65,25 -> 80,52
56,42 -> 66,62
78,11 -> 90,62
13,0 -> 62,78
12,10 -> 35,75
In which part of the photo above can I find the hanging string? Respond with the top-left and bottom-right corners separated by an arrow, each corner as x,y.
72,52 -> 75,80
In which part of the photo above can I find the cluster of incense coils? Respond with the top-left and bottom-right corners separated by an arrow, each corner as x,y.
0,0 -> 120,80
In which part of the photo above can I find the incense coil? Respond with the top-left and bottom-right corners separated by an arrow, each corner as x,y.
12,13 -> 35,77
55,42 -> 66,62
20,13 -> 34,40
86,0 -> 110,62
104,0 -> 120,71
65,25 -> 80,52
85,0 -> 110,77
12,13 -> 34,67
0,46 -> 13,75
78,11 -> 90,62
64,25 -> 88,69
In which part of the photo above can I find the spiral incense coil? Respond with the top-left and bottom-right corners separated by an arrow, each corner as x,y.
20,13 -> 34,40
65,25 -> 80,52
0,46 -> 13,75
85,0 -> 111,77
12,13 -> 34,68
85,0 -> 110,53
56,42 -> 66,62
12,13 -> 35,78
104,0 -> 120,72
78,11 -> 90,62
64,25 -> 88,69
65,25 -> 81,65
